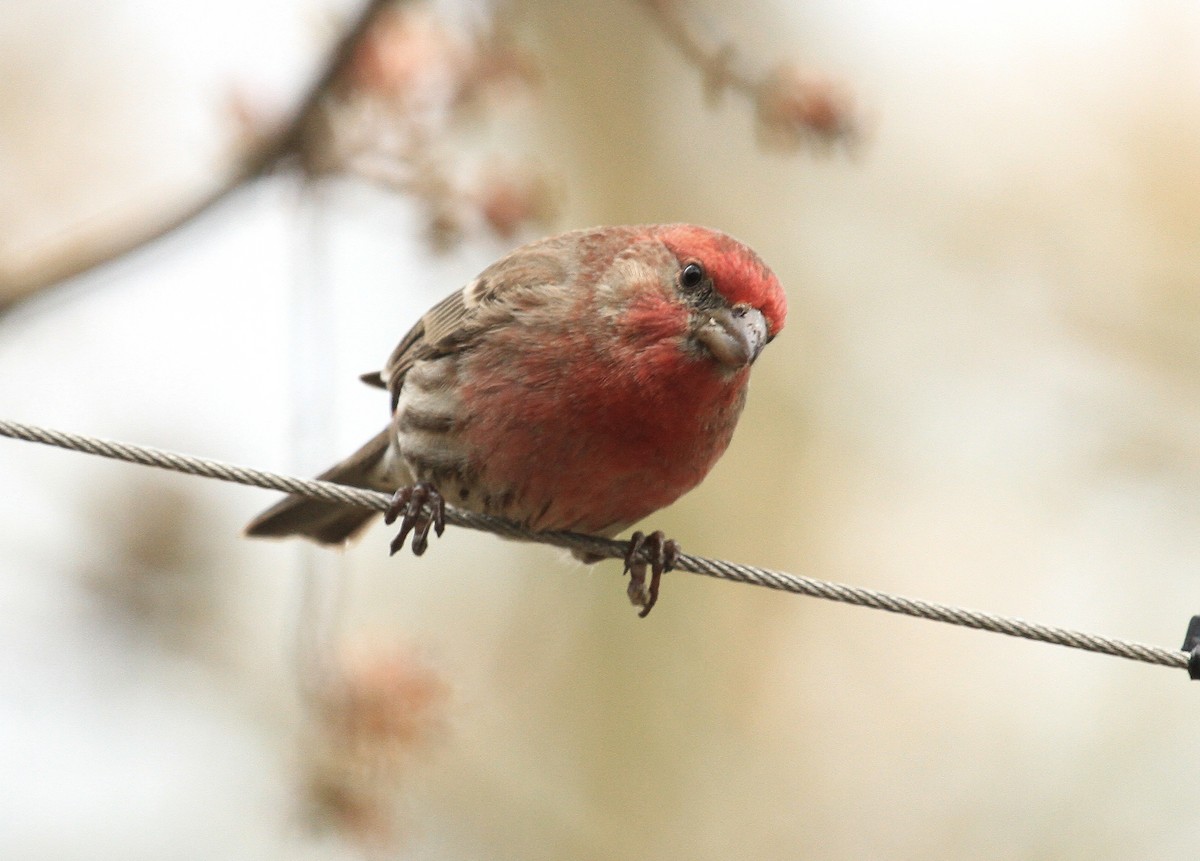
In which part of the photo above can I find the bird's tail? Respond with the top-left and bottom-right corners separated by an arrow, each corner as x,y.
245,428 -> 399,545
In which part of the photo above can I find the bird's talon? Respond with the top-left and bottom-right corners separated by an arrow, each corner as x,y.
385,482 -> 445,556
628,579 -> 650,609
411,514 -> 435,555
622,530 -> 678,617
383,487 -> 409,526
388,518 -> 414,555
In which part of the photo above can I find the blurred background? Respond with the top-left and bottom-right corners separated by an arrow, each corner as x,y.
3,0 -> 1200,857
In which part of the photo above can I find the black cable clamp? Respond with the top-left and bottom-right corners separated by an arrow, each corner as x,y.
1182,616 -> 1200,680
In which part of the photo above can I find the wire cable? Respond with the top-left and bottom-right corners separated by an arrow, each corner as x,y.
0,417 -> 1188,673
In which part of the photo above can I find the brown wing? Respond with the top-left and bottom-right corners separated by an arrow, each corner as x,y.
357,315 -> 425,392
359,243 -> 576,411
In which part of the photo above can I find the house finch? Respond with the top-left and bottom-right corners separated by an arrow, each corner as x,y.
246,224 -> 786,615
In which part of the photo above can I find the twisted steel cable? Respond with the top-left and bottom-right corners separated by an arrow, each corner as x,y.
0,418 -> 1188,673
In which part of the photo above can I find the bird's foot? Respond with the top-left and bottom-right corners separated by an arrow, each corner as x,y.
384,482 -> 446,556
623,530 -> 679,618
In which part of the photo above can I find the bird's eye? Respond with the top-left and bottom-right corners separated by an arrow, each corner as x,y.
680,262 -> 705,290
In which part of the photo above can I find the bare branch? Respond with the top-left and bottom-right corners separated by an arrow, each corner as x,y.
635,0 -> 860,151
1,0 -> 397,310
313,3 -> 557,248
4,0 -> 851,309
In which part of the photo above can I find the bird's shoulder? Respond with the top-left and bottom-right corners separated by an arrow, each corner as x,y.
361,247 -> 573,399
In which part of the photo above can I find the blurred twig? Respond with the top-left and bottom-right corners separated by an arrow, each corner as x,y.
320,4 -> 557,249
4,0 -> 856,307
635,0 -> 859,149
1,0 -> 397,308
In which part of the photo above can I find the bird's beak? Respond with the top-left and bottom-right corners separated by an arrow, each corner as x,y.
694,305 -> 769,368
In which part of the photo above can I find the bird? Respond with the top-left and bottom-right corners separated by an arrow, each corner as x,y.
246,224 -> 786,615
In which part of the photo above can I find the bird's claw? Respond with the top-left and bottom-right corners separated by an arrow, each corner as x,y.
623,530 -> 679,618
385,482 -> 446,556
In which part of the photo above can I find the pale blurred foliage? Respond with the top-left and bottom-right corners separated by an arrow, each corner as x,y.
0,0 -> 333,301
2,1 -> 1200,860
